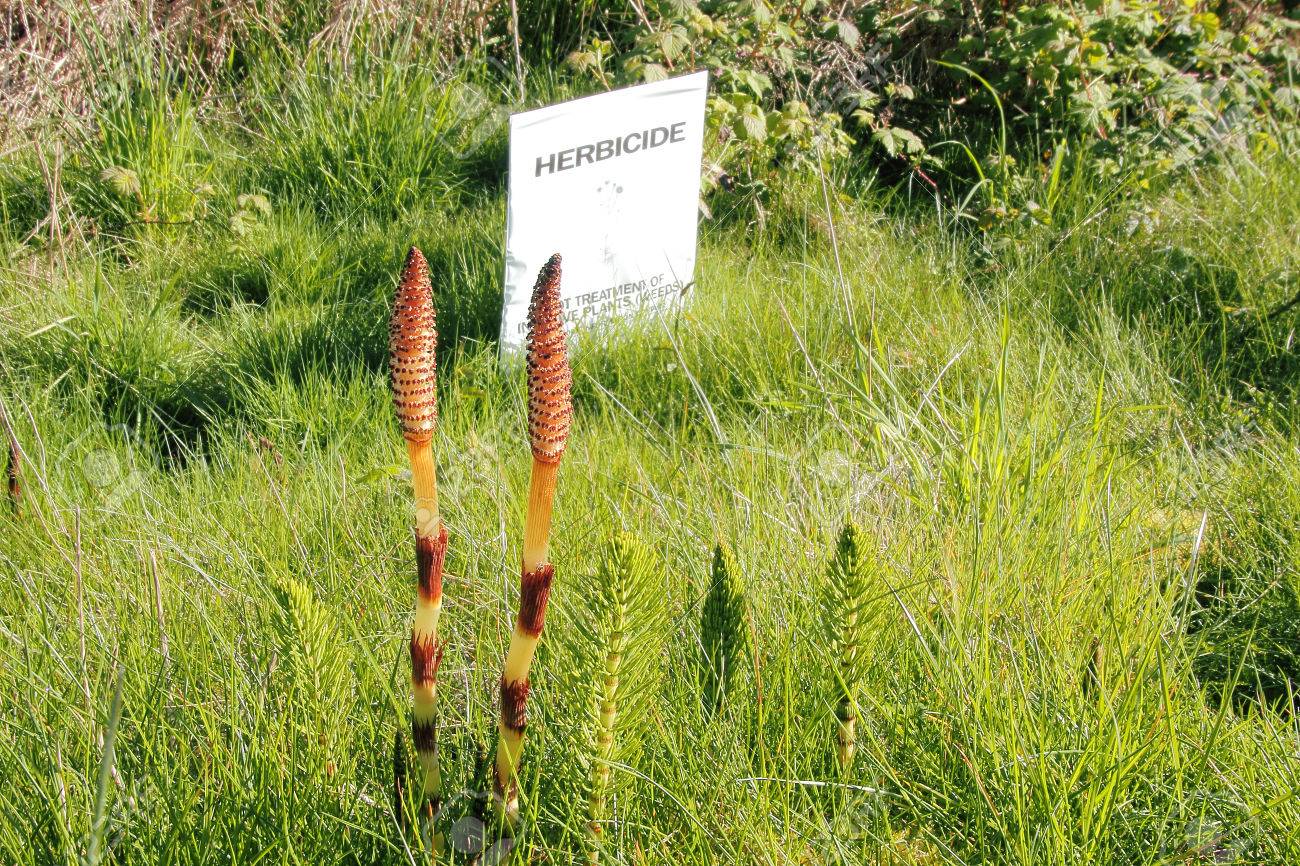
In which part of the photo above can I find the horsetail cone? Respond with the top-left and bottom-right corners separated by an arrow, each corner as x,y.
389,246 -> 448,830
390,246 -> 440,537
495,253 -> 572,824
521,253 -> 571,572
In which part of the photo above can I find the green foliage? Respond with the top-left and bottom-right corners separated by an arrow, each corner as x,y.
271,576 -> 353,757
699,542 -> 748,717
821,523 -> 873,769
4,5 -> 1300,860
616,1 -> 853,222
582,1 -> 1299,222
515,0 -> 633,67
823,523 -> 872,686
244,55 -> 470,219
74,80 -> 212,234
926,2 -> 1300,188
571,534 -> 667,846
5,150 -> 1300,858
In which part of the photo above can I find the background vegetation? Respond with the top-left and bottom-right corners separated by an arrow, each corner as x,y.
1,1 -> 1298,863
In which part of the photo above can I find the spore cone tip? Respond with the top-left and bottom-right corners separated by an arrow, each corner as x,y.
526,254 -> 572,463
389,247 -> 438,442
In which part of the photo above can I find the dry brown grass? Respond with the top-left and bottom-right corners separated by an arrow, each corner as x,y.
0,0 -> 501,145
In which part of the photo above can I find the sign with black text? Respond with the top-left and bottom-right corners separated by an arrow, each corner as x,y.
501,71 -> 708,351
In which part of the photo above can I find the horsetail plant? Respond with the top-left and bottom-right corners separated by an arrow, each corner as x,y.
700,542 -> 748,718
580,534 -> 666,861
271,576 -> 350,763
388,246 -> 449,839
823,523 -> 873,772
494,253 -> 573,826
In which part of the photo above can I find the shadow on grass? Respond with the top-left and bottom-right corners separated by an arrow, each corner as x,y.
1190,559 -> 1300,717
1035,236 -> 1299,432
1185,443 -> 1300,716
11,199 -> 508,466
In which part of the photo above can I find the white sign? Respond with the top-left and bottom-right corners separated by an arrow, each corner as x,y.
500,71 -> 708,351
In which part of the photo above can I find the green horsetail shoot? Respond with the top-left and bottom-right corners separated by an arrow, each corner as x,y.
579,533 -> 666,861
823,523 -> 873,772
700,542 -> 748,718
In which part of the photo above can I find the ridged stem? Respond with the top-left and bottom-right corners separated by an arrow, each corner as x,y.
410,519 -> 446,852
494,459 -> 561,826
836,701 -> 857,771
6,436 -> 19,514
493,567 -> 554,825
835,605 -> 859,772
407,438 -> 439,538
407,437 -> 444,850
588,620 -> 625,858
521,459 -> 558,572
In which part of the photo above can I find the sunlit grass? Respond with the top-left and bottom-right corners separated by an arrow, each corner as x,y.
0,26 -> 1298,865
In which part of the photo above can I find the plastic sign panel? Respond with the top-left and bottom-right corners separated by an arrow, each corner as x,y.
501,71 -> 708,351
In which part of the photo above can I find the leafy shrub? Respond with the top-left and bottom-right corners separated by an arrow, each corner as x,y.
919,2 -> 1298,183
587,1 -> 855,222
573,1 -> 1298,222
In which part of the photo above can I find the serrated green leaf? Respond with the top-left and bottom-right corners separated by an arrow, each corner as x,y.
872,126 -> 923,157
740,107 -> 767,141
657,25 -> 690,62
237,193 -> 272,218
643,62 -> 670,83
833,19 -> 860,49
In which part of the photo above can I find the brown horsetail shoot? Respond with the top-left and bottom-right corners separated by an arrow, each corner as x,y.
494,253 -> 573,825
389,246 -> 448,842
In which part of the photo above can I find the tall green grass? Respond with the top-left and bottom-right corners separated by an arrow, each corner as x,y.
1,12 -> 1298,864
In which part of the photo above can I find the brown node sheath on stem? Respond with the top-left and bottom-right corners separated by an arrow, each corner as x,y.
526,253 -> 572,465
411,717 -> 439,754
415,526 -> 448,604
517,563 -> 554,637
500,677 -> 531,733
410,633 -> 446,687
389,246 -> 438,443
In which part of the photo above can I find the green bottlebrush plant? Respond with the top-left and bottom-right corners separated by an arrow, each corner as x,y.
699,542 -> 748,718
822,523 -> 873,773
575,533 -> 667,860
271,576 -> 351,764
